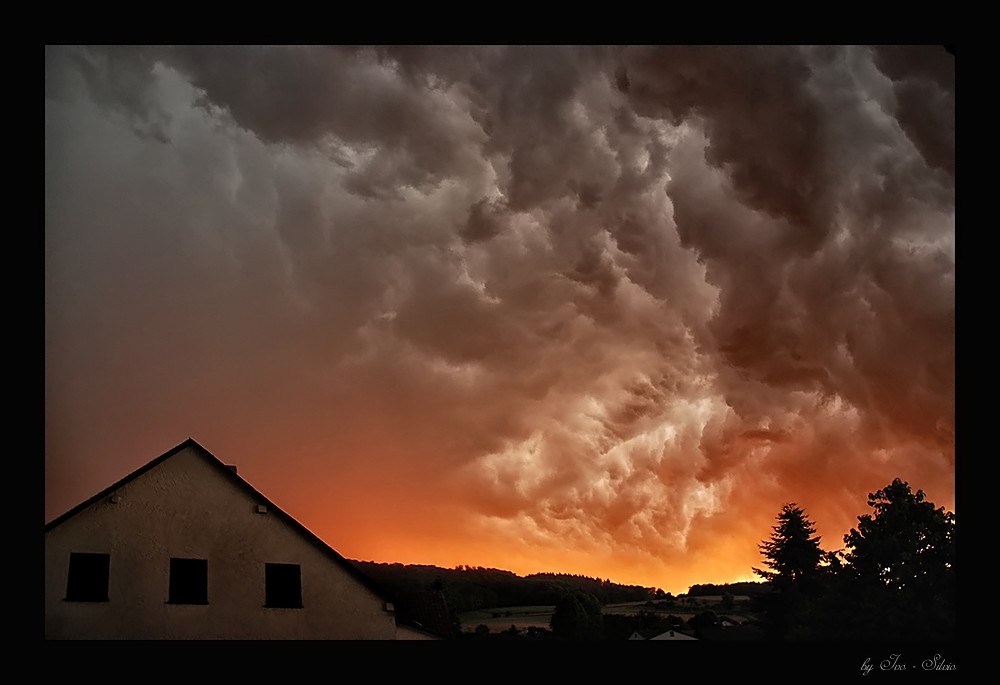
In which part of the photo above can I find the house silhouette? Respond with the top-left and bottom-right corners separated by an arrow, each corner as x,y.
45,437 -> 436,639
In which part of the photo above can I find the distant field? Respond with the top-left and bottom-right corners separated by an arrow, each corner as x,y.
602,601 -> 655,614
688,595 -> 751,603
460,605 -> 556,631
460,597 -> 756,632
603,602 -> 696,620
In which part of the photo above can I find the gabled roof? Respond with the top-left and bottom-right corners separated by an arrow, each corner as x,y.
45,437 -> 390,601
628,629 -> 659,640
649,628 -> 698,640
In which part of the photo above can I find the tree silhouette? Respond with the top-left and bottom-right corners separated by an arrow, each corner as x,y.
750,503 -> 825,638
780,478 -> 956,639
843,478 -> 955,596
753,503 -> 824,589
835,478 -> 956,638
549,592 -> 603,639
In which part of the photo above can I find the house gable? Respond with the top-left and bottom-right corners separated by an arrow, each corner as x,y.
45,439 -> 396,639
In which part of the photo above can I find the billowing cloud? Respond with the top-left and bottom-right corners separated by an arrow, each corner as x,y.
45,45 -> 953,592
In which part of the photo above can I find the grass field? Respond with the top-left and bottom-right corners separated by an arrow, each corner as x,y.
459,605 -> 556,631
460,597 -> 757,632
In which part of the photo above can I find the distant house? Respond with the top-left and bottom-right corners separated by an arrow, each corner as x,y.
45,438 -> 407,639
649,629 -> 699,640
628,629 -> 661,640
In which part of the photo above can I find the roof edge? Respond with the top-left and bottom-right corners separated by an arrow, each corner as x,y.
45,438 -> 205,532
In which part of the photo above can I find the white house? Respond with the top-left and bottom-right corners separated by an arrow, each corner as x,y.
649,629 -> 699,640
45,438 -> 411,639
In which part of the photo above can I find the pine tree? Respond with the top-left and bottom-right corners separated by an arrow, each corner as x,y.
753,503 -> 824,589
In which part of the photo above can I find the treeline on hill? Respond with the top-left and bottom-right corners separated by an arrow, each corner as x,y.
351,562 -> 657,613
751,478 -> 955,640
686,581 -> 768,597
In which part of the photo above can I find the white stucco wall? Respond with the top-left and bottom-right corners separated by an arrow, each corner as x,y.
45,445 -> 397,639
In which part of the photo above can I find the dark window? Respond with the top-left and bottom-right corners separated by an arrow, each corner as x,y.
265,563 -> 302,608
65,552 -> 110,602
168,558 -> 208,604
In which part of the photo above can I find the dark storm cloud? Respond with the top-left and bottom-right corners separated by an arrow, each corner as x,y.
622,45 -> 835,254
873,45 -> 954,178
46,45 -> 953,587
618,45 -> 953,450
460,196 -> 508,243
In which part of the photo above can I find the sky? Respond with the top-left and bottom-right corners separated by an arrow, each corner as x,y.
45,45 -> 954,595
